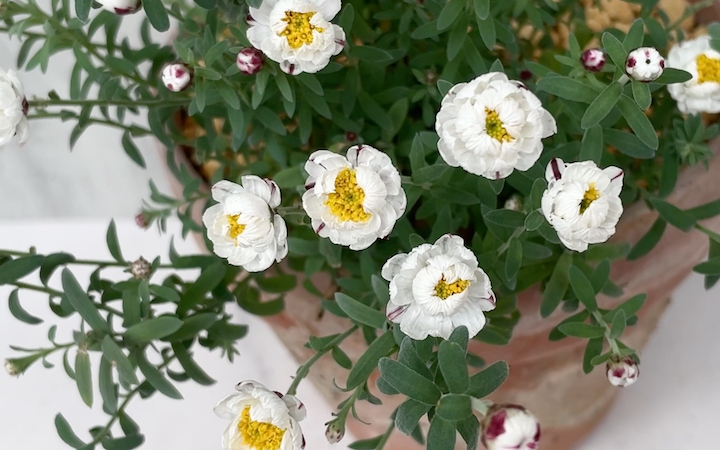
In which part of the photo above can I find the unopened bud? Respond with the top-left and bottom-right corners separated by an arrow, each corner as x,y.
5,354 -> 42,376
135,212 -> 149,229
237,48 -> 264,75
481,404 -> 541,450
581,48 -> 605,72
130,256 -> 151,280
626,47 -> 664,82
5,360 -> 18,376
504,194 -> 523,211
325,421 -> 345,444
162,63 -> 193,92
606,356 -> 639,387
97,0 -> 142,15
345,132 -> 357,142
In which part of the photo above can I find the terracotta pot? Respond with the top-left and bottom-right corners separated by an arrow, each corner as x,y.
241,139 -> 720,450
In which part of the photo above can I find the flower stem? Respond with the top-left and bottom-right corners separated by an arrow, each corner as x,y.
696,224 -> 720,243
10,281 -> 124,316
0,249 -> 176,269
27,113 -> 152,136
592,311 -> 621,355
374,420 -> 396,450
286,325 -> 359,396
28,98 -> 189,109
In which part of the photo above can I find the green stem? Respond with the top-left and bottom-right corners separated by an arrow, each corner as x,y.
0,249 -> 177,269
27,113 -> 152,136
375,420 -> 396,450
10,281 -> 124,316
496,228 -> 525,256
286,325 -> 359,396
696,224 -> 720,243
29,97 -> 188,109
592,311 -> 621,355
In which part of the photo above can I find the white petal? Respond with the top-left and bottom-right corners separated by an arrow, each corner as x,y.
212,180 -> 246,202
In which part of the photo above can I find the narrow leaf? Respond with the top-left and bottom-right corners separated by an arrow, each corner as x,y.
62,269 -> 111,333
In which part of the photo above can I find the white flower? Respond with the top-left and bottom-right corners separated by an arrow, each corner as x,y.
541,158 -> 624,253
381,235 -> 495,341
161,63 -> 193,92
581,48 -> 606,72
481,405 -> 541,450
97,0 -> 141,15
246,0 -> 345,75
606,356 -> 639,387
435,72 -> 557,180
626,47 -> 664,82
202,177 -> 288,272
667,36 -> 720,114
302,145 -> 406,250
237,48 -> 265,75
214,381 -> 306,450
0,67 -> 29,148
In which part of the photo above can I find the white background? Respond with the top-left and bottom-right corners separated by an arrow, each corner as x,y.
2,6 -> 720,450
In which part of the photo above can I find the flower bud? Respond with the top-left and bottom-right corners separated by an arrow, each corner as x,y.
345,132 -> 357,142
606,356 -> 639,387
130,256 -> 151,280
135,212 -> 149,229
4,354 -> 42,376
97,0 -> 142,15
581,48 -> 605,72
236,48 -> 264,75
481,404 -> 541,450
5,360 -> 18,376
161,63 -> 193,92
325,421 -> 345,444
503,194 -> 523,211
626,47 -> 664,82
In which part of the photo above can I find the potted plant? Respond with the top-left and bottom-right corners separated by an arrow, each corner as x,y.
2,0 -> 720,450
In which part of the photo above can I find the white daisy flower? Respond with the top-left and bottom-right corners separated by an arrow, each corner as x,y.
161,63 -> 193,92
667,36 -> 720,114
481,405 -> 541,450
606,356 -> 639,387
302,145 -> 406,251
97,0 -> 142,15
202,177 -> 288,272
0,67 -> 29,148
435,72 -> 557,180
214,381 -> 306,450
626,47 -> 664,82
246,0 -> 346,75
541,158 -> 624,253
381,235 -> 496,341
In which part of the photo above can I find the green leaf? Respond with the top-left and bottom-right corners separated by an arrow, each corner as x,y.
476,16 -> 495,50
694,257 -> 720,275
371,274 -> 390,306
172,342 -> 216,386
602,32 -> 628,68
255,275 -> 297,293
631,80 -> 651,110
62,269 -> 111,333
358,92 -> 393,130
549,310 -> 590,341
466,360 -> 509,398
297,73 -> 324,96
102,435 -> 145,450
686,199 -> 720,220
581,82 -> 622,129
448,326 -> 469,350
124,316 -> 183,343
9,289 -> 43,324
256,106 -> 289,134
536,76 -> 596,103
617,96 -> 658,149
411,20 -> 443,39
122,289 -> 142,328
427,417 -> 456,450
437,0 -> 466,30
346,331 -> 395,390
101,336 -> 139,385
474,0 -> 490,20
432,186 -> 481,205
106,220 -> 124,263
649,197 -> 696,231
505,238 -> 522,281
603,128 -> 655,159
395,399 -> 431,435
623,19 -> 645,50
178,262 -> 226,314
75,0 -> 92,21
55,413 -> 86,448
457,415 -> 480,450
99,357 -> 118,414
0,255 -> 44,285
353,46 -> 393,63
436,394 -> 472,421
653,68 -> 692,84
378,357 -> 442,404
75,350 -> 93,407
136,349 -> 183,399
583,338 -> 603,374
437,79 -> 453,97
332,346 -> 353,369
40,253 -> 75,286
143,0 -> 170,32
590,259 -> 611,293
540,253 -> 572,317
603,293 -> 646,322
438,341 -> 469,393
121,132 -> 146,168
558,322 -> 605,338
335,293 -> 387,329
580,125 -> 603,164
484,210 -> 525,228
609,310 -> 626,339
568,265 -> 598,311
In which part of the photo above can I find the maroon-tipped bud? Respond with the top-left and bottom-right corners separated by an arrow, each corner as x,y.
481,404 -> 541,450
581,48 -> 606,72
237,48 -> 264,75
161,62 -> 193,92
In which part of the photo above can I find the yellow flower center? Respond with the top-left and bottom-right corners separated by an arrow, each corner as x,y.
280,11 -> 324,49
237,406 -> 285,450
434,276 -> 470,300
696,54 -> 720,84
485,108 -> 514,143
580,183 -> 601,213
227,214 -> 246,239
324,168 -> 372,222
